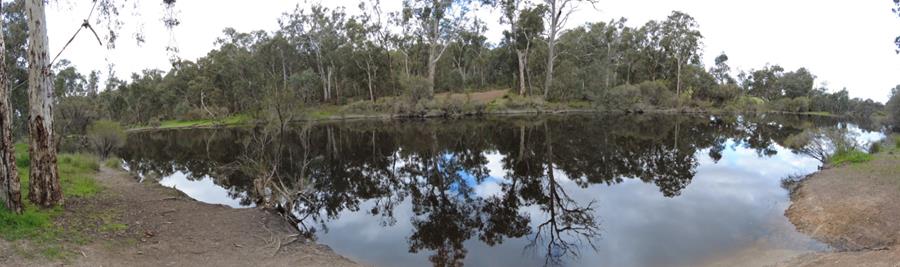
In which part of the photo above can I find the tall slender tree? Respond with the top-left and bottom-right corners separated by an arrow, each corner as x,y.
0,1 -> 22,214
403,0 -> 471,96
498,0 -> 527,95
542,0 -> 595,99
26,0 -> 61,208
660,11 -> 701,101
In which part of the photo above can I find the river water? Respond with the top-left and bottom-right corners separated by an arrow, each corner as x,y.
120,114 -> 883,267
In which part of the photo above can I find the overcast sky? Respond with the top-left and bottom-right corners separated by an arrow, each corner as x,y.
45,0 -> 900,102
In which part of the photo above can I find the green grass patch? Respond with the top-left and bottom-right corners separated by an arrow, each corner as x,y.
156,113 -> 252,129
306,105 -> 343,119
799,111 -> 833,117
0,144 -> 105,259
829,149 -> 874,166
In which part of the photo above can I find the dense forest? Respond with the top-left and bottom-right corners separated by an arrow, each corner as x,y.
1,0 -> 897,139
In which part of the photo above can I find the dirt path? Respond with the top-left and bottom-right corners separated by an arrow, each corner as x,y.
3,167 -> 360,267
780,150 -> 900,266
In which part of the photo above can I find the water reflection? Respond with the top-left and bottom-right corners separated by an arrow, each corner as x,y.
120,114 -> 872,267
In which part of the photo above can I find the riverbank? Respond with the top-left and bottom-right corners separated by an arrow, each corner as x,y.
123,88 -> 852,132
781,135 -> 900,266
0,166 -> 358,266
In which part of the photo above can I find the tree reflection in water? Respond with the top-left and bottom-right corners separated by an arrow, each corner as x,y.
119,114 -> 847,266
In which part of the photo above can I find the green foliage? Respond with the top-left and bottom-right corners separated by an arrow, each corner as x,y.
725,96 -> 767,113
888,85 -> 900,130
829,149 -> 873,166
87,120 -> 126,159
2,1 -> 885,131
595,83 -> 642,110
767,97 -> 810,113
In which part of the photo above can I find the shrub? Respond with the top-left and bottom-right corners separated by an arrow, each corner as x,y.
401,76 -> 433,104
86,120 -> 127,159
104,157 -> 123,169
637,81 -> 675,108
148,117 -> 162,128
768,97 -> 810,113
869,142 -> 882,154
178,108 -> 209,121
698,84 -> 740,105
594,84 -> 641,111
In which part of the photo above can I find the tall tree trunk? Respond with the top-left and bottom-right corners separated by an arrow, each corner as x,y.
676,56 -> 682,107
543,35 -> 556,99
543,1 -> 559,100
426,14 -> 442,98
0,6 -> 22,213
427,43 -> 437,97
516,50 -> 527,95
26,0 -> 61,208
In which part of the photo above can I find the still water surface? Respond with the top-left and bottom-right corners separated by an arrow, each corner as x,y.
120,114 -> 882,267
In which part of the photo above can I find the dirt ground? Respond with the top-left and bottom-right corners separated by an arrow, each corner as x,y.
1,167 -> 361,267
780,150 -> 900,266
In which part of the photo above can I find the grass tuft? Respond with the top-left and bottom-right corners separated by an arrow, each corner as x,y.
829,149 -> 874,166
104,157 -> 123,169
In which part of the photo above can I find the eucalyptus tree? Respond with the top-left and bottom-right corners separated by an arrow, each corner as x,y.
0,1 -> 22,213
496,0 -> 531,95
24,0 -> 63,207
660,11 -> 702,100
448,17 -> 488,90
402,0 -> 476,96
347,1 -> 390,101
2,0 -> 28,138
744,65 -> 785,101
282,4 -> 348,102
601,18 -> 626,90
638,20 -> 665,81
542,0 -> 596,99
779,68 -> 815,99
709,52 -> 734,85
514,5 -> 545,94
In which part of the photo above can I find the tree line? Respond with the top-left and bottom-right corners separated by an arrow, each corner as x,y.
2,0 -> 899,214
21,0 -> 888,130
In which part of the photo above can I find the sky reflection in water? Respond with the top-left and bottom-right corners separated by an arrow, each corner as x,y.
120,115 -> 881,267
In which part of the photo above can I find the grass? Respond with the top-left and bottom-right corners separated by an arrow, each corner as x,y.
156,113 -> 252,129
829,148 -> 874,166
798,111 -> 834,117
0,143 -> 104,259
104,157 -> 122,169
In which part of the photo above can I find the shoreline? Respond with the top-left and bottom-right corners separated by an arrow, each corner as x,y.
125,108 -> 842,133
1,167 -> 360,267
780,136 -> 900,266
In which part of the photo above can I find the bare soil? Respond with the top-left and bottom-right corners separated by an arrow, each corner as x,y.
780,151 -> 900,266
1,167 -> 360,267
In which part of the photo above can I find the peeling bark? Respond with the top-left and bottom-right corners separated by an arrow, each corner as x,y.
0,2 -> 22,213
26,0 -> 62,208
